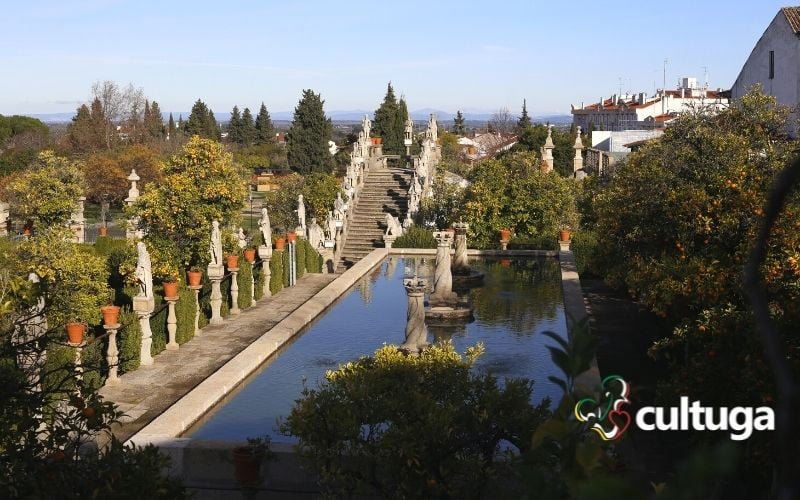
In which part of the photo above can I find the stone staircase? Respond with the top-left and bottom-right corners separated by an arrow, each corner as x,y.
339,168 -> 411,270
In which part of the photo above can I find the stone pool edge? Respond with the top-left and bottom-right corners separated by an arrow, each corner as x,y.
127,248 -> 388,447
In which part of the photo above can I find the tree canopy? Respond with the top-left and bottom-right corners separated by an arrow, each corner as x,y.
185,99 -> 220,140
255,102 -> 274,144
372,83 -> 407,155
286,89 -> 333,174
453,110 -> 466,135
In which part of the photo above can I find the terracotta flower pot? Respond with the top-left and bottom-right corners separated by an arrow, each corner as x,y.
499,229 -> 511,242
286,231 -> 297,243
98,226 -> 108,237
244,248 -> 256,263
226,255 -> 240,269
163,281 -> 179,299
275,238 -> 286,251
371,137 -> 382,145
500,258 -> 512,268
66,323 -> 86,345
559,229 -> 571,242
232,447 -> 265,485
187,270 -> 203,287
101,305 -> 120,326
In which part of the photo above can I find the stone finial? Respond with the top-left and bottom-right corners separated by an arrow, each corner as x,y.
401,276 -> 428,353
573,127 -> 584,174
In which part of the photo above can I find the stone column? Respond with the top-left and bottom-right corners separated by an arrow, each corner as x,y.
543,125 -> 555,173
104,323 -> 121,385
229,267 -> 240,315
430,232 -> 455,304
452,222 -> 469,271
400,276 -> 428,354
250,263 -> 257,307
573,126 -> 584,174
258,245 -> 272,298
165,296 -> 179,349
189,284 -> 203,335
133,295 -> 155,365
208,263 -> 224,325
70,196 -> 87,243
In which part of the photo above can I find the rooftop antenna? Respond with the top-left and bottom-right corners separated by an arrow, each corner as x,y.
662,58 -> 669,114
618,77 -> 623,98
702,65 -> 708,89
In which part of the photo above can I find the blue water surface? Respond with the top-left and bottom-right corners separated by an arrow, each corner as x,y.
186,257 -> 567,442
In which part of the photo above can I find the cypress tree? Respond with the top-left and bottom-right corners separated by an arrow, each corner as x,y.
207,108 -> 220,140
453,110 -> 466,135
286,89 -> 333,174
228,106 -> 242,143
168,113 -> 176,139
186,99 -> 211,138
373,82 -> 404,154
147,101 -> 164,139
255,102 -> 274,144
241,107 -> 255,146
517,99 -> 532,131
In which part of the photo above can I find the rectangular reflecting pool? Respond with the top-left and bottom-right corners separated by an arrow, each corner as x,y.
186,257 -> 567,442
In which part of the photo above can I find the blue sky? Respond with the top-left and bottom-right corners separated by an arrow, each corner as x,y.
0,0 -> 791,116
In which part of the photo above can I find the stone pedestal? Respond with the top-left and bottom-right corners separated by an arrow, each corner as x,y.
320,246 -> 335,274
208,264 -> 224,325
559,238 -> 571,252
229,268 -> 240,315
188,285 -> 203,336
104,323 -> 121,385
383,234 -> 397,249
500,239 -> 509,251
258,245 -> 272,298
165,297 -> 179,350
452,222 -> 469,271
133,296 -> 155,366
429,232 -> 458,306
400,277 -> 428,354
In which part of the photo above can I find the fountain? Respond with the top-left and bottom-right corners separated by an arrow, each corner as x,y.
426,231 -> 473,322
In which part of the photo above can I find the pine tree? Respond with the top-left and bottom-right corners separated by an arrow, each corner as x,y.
397,96 -> 409,147
453,110 -> 466,135
241,107 -> 255,146
186,99 -> 211,138
286,89 -> 333,174
255,102 -> 274,144
228,105 -> 242,143
178,114 -> 184,134
373,83 -> 404,154
67,104 -> 100,151
146,100 -> 164,140
517,99 -> 532,131
206,108 -> 220,140
168,113 -> 176,139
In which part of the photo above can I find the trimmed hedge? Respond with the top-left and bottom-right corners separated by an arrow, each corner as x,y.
175,286 -> 196,345
237,260 -> 253,310
117,307 -> 141,373
270,250 -> 284,295
393,226 -> 436,248
254,259 -> 265,300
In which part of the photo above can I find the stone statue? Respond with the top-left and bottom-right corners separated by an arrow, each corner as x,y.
237,227 -> 247,248
259,207 -> 271,246
428,114 -> 438,143
135,241 -> 153,299
209,220 -> 222,267
296,194 -> 306,231
334,192 -> 345,213
326,210 -> 337,240
308,217 -> 324,249
405,117 -> 414,142
385,213 -> 402,236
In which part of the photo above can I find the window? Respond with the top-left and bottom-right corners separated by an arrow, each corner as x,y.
769,50 -> 775,79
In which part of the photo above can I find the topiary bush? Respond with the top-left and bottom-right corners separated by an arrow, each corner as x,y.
295,239 -> 307,279
175,286 -> 196,345
282,248 -> 290,287
237,260 -> 253,310
117,307 -> 141,373
253,259 -> 265,300
392,226 -> 437,248
270,250 -> 284,295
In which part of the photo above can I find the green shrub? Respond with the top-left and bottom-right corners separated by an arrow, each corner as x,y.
506,234 -> 557,251
253,259 -> 265,300
393,226 -> 437,248
117,307 -> 141,373
175,286 -> 196,344
93,236 -> 129,257
305,241 -> 322,273
282,248 -> 290,287
149,298 -> 167,355
270,250 -> 284,295
295,239 -> 307,279
570,230 -> 599,277
237,260 -> 253,309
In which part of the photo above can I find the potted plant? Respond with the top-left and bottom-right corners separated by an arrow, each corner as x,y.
275,237 -> 286,251
231,436 -> 275,486
371,137 -> 382,145
559,228 -> 571,242
187,265 -> 203,287
98,226 -> 108,237
243,248 -> 256,263
66,322 -> 86,344
101,291 -> 121,326
286,231 -> 297,243
222,229 -> 241,269
499,228 -> 512,242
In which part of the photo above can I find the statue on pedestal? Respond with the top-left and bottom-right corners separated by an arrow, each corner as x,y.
297,194 -> 306,232
135,242 -> 153,299
209,220 -> 222,267
259,208 -> 272,246
308,218 -> 324,250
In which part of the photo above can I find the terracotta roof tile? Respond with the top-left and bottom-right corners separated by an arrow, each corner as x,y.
782,7 -> 800,34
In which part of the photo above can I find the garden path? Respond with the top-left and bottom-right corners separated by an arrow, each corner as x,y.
98,272 -> 338,443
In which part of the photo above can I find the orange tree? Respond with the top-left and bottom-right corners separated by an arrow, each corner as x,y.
130,136 -> 247,273
589,88 -> 800,491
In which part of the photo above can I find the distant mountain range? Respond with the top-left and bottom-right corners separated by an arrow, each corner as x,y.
23,109 -> 572,125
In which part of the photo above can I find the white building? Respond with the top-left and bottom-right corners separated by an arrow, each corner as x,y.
730,6 -> 800,134
571,78 -> 728,131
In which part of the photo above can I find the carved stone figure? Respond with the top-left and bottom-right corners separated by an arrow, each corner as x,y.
135,241 -> 153,299
259,207 -> 272,246
326,210 -> 337,240
209,220 -> 222,266
385,213 -> 402,236
308,217 -> 324,249
297,194 -> 306,231
237,227 -> 247,248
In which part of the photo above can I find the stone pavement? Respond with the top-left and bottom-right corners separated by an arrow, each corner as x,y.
98,272 -> 339,443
